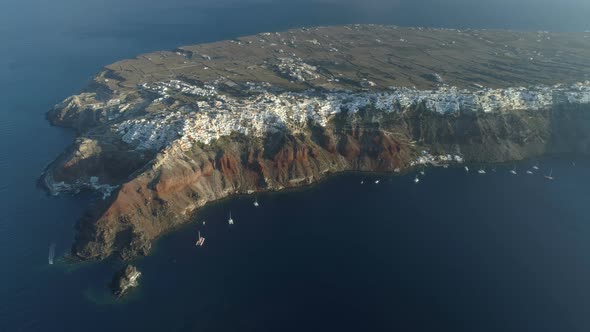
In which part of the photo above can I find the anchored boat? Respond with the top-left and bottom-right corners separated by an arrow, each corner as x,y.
510,165 -> 517,175
544,169 -> 554,180
195,231 -> 205,247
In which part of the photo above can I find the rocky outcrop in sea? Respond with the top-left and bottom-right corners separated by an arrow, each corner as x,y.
111,265 -> 141,298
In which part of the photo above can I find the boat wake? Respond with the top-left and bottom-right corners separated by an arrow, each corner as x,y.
48,242 -> 56,265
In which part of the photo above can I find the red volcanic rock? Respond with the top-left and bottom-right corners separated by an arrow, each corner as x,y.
48,104 -> 590,261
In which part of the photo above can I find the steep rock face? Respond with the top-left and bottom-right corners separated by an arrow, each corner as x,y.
56,104 -> 590,260
47,93 -> 102,129
47,90 -> 143,132
41,25 -> 590,261
405,107 -> 550,161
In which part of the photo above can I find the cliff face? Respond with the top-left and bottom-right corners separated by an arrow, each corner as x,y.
41,25 -> 590,261
45,104 -> 590,260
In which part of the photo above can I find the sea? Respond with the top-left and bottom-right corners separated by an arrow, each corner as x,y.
1,0 -> 590,331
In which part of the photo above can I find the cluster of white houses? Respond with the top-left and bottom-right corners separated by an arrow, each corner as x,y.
114,80 -> 590,151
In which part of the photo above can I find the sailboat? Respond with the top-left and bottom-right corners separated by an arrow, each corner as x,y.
509,165 -> 517,175
253,197 -> 259,207
195,231 -> 205,247
48,243 -> 56,265
228,212 -> 234,225
544,169 -> 554,180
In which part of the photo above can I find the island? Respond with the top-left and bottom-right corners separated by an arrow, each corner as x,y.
111,265 -> 141,298
42,25 -> 590,261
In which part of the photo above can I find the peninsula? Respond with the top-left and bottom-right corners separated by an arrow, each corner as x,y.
43,25 -> 590,260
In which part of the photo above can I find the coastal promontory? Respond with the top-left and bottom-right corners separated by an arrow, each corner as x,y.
43,25 -> 590,260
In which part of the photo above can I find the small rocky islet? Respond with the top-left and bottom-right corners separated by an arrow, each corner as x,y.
111,265 -> 141,298
42,25 -> 590,262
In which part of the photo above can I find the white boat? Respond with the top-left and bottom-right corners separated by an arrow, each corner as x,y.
526,170 -> 533,175
532,164 -> 539,170
253,197 -> 259,207
195,231 -> 205,247
544,169 -> 554,180
414,176 -> 420,184
228,212 -> 234,225
419,167 -> 425,176
478,167 -> 486,174
374,180 -> 380,184
360,180 -> 364,184
465,166 -> 469,172
48,243 -> 56,265
509,165 -> 517,175
202,221 -> 206,225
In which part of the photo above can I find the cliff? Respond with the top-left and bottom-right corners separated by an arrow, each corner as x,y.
42,25 -> 590,260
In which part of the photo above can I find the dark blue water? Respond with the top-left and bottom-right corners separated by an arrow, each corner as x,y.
2,0 -> 590,331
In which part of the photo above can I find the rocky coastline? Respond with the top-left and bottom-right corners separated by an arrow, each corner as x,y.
42,25 -> 590,261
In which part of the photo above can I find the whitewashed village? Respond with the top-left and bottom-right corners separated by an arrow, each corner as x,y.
113,77 -> 590,152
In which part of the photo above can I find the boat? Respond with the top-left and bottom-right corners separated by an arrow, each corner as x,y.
419,167 -> 425,176
414,176 -> 420,184
477,167 -> 486,174
509,165 -> 517,175
526,170 -> 533,175
374,180 -> 380,184
253,197 -> 259,207
195,231 -> 205,247
360,180 -> 364,184
544,169 -> 554,180
48,243 -> 56,265
532,164 -> 539,170
228,212 -> 234,225
202,221 -> 206,225
465,166 -> 469,172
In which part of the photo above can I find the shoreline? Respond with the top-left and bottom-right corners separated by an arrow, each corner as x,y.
42,25 -> 590,261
